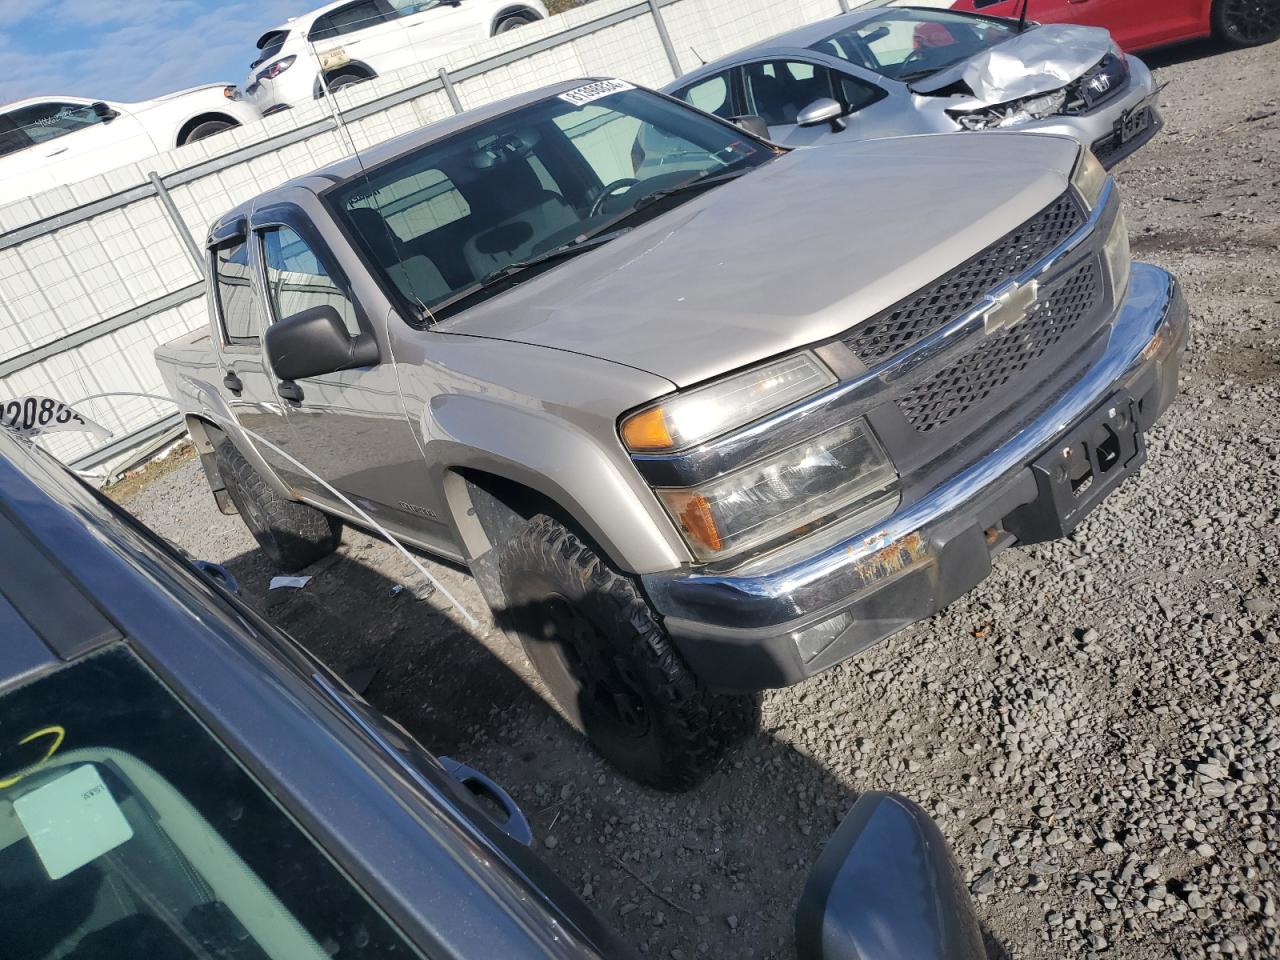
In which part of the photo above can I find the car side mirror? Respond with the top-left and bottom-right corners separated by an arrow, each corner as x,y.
265,305 -> 379,382
91,101 -> 119,123
796,792 -> 986,960
797,98 -> 847,132
730,114 -> 772,139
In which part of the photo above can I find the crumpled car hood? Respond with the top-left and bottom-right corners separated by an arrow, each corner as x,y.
911,24 -> 1114,103
438,133 -> 1078,389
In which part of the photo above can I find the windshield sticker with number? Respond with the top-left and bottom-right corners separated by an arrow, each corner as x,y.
558,79 -> 635,106
14,764 -> 134,880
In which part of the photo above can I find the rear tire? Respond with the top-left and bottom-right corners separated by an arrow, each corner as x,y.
182,119 -> 235,145
213,438 -> 342,572
1212,0 -> 1280,46
324,71 -> 368,93
498,515 -> 755,791
494,12 -> 537,33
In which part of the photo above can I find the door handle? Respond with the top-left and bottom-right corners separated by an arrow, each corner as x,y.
223,370 -> 243,395
277,381 -> 304,403
45,146 -> 69,157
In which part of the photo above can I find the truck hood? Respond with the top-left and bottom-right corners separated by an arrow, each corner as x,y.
910,24 -> 1114,103
439,133 -> 1077,388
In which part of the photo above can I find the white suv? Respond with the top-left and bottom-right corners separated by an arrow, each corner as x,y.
0,87 -> 262,207
244,0 -> 551,114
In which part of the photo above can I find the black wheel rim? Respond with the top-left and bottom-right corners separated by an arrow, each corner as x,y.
1222,0 -> 1280,42
540,596 -> 651,740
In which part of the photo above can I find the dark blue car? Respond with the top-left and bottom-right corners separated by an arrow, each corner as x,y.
0,428 -> 986,960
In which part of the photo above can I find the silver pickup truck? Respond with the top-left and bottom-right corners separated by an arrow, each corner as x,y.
157,77 -> 1188,790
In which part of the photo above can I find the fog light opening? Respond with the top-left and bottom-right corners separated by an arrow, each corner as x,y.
791,612 -> 856,663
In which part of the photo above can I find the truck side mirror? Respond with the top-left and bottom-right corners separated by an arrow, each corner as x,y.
796,792 -> 986,960
265,305 -> 379,382
796,98 -> 847,132
730,114 -> 772,139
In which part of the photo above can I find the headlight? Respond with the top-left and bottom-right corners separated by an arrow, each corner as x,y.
620,353 -> 835,453
1103,206 -> 1131,298
949,90 -> 1066,131
257,55 -> 296,82
656,418 -> 899,561
1070,146 -> 1109,209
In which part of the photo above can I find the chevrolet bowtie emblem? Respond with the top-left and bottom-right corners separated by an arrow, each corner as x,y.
981,279 -> 1040,335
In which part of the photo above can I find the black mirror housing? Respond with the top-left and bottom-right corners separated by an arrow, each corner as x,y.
91,101 -> 119,122
796,792 -> 986,960
265,305 -> 379,382
730,114 -> 772,139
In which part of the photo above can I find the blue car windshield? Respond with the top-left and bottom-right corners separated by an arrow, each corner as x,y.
329,84 -> 772,317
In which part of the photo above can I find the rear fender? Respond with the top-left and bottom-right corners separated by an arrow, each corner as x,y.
177,375 -> 293,502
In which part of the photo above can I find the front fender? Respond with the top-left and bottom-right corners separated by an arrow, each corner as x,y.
425,392 -> 688,575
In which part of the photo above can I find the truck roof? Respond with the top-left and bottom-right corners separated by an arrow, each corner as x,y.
210,78 -> 596,238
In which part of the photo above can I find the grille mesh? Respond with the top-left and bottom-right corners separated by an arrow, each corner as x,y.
898,261 -> 1103,434
845,193 -> 1085,365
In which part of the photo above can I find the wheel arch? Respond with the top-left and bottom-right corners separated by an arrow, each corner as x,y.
176,112 -> 239,147
490,4 -> 543,34
314,61 -> 378,98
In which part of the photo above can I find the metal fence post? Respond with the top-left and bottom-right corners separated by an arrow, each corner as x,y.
147,172 -> 202,273
837,0 -> 850,11
647,0 -> 683,79
438,67 -> 464,115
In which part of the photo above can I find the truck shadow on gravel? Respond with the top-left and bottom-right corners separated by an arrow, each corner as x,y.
210,540 -> 1013,959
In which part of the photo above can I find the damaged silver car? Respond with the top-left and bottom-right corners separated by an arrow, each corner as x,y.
664,6 -> 1162,167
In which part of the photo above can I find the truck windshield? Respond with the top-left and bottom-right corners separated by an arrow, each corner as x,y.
813,10 -> 1019,82
329,83 -> 774,319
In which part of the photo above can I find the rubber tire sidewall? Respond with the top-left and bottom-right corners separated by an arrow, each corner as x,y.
213,439 -> 342,573
1212,0 -> 1280,46
495,13 -> 535,33
183,120 -> 235,145
498,515 -> 718,791
326,72 -> 366,92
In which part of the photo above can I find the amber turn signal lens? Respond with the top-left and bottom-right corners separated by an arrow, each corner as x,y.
620,407 -> 673,452
674,494 -> 723,554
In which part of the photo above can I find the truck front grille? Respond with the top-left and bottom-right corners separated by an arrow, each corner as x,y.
897,260 -> 1103,433
844,193 -> 1085,365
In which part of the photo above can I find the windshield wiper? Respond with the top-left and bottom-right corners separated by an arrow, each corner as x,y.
631,167 -> 753,212
478,228 -> 633,287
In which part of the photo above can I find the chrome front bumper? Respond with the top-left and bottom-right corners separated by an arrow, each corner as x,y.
644,264 -> 1189,690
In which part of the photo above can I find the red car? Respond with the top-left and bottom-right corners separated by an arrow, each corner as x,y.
947,0 -> 1279,52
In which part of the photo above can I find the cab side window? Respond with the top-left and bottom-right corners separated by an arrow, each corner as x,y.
309,0 -> 392,40
741,61 -> 835,127
678,73 -> 735,120
260,225 -> 361,338
5,101 -> 105,146
213,240 -> 262,346
0,115 -> 31,158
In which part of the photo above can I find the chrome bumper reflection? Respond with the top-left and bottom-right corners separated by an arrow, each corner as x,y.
654,263 -> 1186,630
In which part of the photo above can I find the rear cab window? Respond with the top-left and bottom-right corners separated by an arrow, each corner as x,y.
0,647 -> 421,959
212,239 -> 262,346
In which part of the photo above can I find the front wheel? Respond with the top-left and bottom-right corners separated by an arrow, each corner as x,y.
1212,0 -> 1280,46
498,515 -> 754,790
182,119 -> 235,145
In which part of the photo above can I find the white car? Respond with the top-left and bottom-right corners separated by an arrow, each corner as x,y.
244,0 -> 550,114
0,87 -> 262,206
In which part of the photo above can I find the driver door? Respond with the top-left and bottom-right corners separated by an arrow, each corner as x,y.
739,60 -> 845,145
251,207 -> 438,540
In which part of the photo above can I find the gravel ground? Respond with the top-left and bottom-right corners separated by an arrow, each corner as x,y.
118,37 -> 1279,960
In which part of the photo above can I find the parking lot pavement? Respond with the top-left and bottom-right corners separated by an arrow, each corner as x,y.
119,36 -> 1280,960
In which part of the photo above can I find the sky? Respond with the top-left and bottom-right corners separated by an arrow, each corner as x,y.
0,0 -> 308,104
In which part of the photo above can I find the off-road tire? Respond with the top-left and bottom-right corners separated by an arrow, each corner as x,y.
498,515 -> 752,790
213,438 -> 342,572
494,12 -> 537,33
182,119 -> 236,145
1212,0 -> 1280,47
